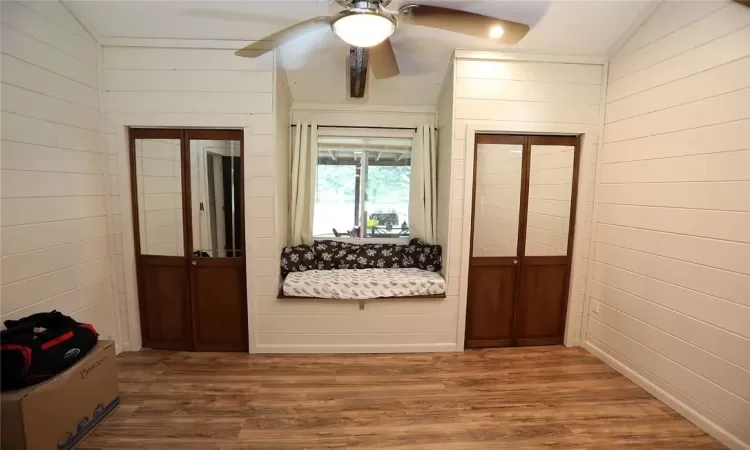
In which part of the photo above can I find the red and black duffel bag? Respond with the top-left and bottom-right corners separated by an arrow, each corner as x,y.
0,311 -> 98,391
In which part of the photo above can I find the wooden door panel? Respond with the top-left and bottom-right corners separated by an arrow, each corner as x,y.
138,259 -> 192,350
465,264 -> 517,348
191,262 -> 247,352
516,263 -> 568,345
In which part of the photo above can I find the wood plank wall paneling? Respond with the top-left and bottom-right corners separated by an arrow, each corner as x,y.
588,1 -> 750,448
261,106 -> 448,353
436,61 -> 455,278
0,1 -> 119,340
102,44 -> 275,351
452,57 -> 603,346
136,139 -> 184,257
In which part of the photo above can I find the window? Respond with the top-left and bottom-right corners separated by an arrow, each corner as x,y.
314,136 -> 411,241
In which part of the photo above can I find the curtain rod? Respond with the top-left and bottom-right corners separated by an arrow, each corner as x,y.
290,124 -> 438,131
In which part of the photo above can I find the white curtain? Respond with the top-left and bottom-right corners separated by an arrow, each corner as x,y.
290,121 -> 318,245
409,125 -> 437,243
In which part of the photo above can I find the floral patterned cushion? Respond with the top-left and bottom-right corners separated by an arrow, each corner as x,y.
352,244 -> 407,269
406,238 -> 443,272
280,245 -> 316,275
282,240 -> 442,275
313,240 -> 356,270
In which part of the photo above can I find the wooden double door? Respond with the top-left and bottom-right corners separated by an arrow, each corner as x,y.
130,128 -> 247,352
465,134 -> 580,348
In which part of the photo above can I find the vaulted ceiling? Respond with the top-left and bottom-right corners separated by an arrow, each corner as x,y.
67,0 -> 653,106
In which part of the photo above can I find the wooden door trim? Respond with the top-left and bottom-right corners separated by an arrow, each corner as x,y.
523,256 -> 568,266
129,127 -> 247,352
185,129 -> 242,141
475,134 -> 526,145
469,257 -> 518,267
129,128 -> 182,140
183,129 -> 249,351
184,129 -> 248,352
528,135 -> 578,146
465,133 -> 582,349
520,134 -> 582,341
511,136 -> 533,346
466,134 -> 527,345
136,255 -> 186,267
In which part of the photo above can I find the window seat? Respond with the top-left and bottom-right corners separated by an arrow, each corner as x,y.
280,268 -> 446,299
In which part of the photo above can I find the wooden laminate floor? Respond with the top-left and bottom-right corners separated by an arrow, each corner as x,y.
80,346 -> 724,450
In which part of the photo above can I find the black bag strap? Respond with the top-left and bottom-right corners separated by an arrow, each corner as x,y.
1,311 -> 74,340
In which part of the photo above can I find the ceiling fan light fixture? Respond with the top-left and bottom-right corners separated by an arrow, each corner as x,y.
331,10 -> 396,48
488,25 -> 505,39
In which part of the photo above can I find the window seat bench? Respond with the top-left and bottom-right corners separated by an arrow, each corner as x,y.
279,268 -> 446,299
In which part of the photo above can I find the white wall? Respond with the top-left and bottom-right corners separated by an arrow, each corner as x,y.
0,1 -> 119,342
274,58 -> 291,256
255,103 -> 451,353
102,43 -> 276,351
245,51 -> 292,348
526,144 -> 575,257
451,53 -> 604,348
291,103 -> 436,128
136,139 -> 184,257
472,143 -> 523,257
436,61 -> 454,274
583,2 -> 750,448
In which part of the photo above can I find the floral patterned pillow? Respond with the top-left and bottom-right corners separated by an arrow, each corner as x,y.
280,245 -> 316,275
312,240 -> 356,270
406,239 -> 442,272
352,244 -> 406,269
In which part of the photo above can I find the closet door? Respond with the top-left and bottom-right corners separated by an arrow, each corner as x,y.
130,129 -> 193,351
516,135 -> 580,345
465,135 -> 525,348
186,130 -> 248,352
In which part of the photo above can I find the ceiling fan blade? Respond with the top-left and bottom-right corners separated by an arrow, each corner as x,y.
400,5 -> 529,45
235,17 -> 331,58
370,38 -> 400,79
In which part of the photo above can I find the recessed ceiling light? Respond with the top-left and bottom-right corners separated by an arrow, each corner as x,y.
489,25 -> 505,39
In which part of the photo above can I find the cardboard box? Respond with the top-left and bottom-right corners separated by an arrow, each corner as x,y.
2,340 -> 119,450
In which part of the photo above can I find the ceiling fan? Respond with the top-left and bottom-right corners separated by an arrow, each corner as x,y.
223,1 -> 530,97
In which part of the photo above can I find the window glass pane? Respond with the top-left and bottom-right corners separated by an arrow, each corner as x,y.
524,145 -> 574,256
313,136 -> 412,241
134,138 -> 184,256
314,153 -> 359,238
472,143 -> 523,257
364,151 -> 410,239
190,139 -> 243,258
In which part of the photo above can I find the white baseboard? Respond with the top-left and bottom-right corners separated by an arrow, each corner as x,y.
255,343 -> 457,354
584,339 -> 748,450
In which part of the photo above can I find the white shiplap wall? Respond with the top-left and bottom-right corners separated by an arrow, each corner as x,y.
436,61 -> 455,276
247,52 -> 292,349
526,145 -> 575,257
472,144 -> 523,257
136,139 -> 184,256
102,44 -> 275,351
452,54 -> 604,348
0,1 -> 120,342
291,103 -> 436,129
255,104 -> 450,353
584,2 -> 750,448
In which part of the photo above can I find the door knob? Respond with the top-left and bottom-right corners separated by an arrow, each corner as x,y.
191,261 -> 197,266
513,260 -> 518,264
